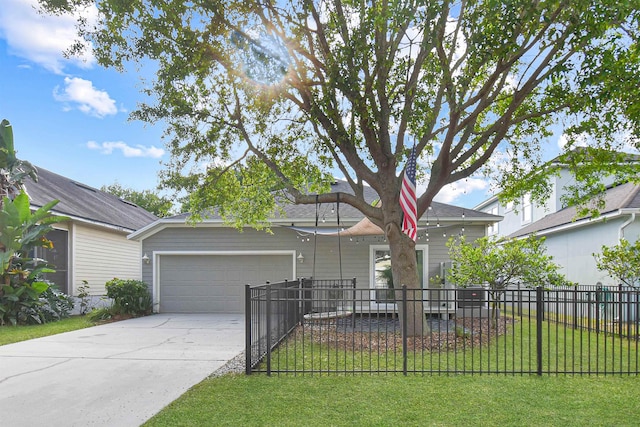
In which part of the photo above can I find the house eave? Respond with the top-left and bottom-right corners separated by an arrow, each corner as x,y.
473,194 -> 499,211
514,208 -> 640,238
128,213 -> 501,242
35,205 -> 137,234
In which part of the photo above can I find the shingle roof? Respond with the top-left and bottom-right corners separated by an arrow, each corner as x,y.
510,182 -> 640,237
474,148 -> 640,211
165,179 -> 499,223
24,166 -> 158,232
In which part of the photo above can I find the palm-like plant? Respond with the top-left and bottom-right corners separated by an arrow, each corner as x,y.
0,119 -> 67,324
0,192 -> 68,324
0,119 -> 37,209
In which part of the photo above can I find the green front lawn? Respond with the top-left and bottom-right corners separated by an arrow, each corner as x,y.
0,316 -> 95,346
145,374 -> 640,426
146,314 -> 640,426
261,315 -> 639,375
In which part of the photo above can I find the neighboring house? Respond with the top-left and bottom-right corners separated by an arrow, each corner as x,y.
474,153 -> 640,286
24,167 -> 158,296
128,181 -> 500,314
509,183 -> 640,287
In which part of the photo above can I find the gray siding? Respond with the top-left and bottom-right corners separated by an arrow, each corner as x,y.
544,217 -> 637,287
142,224 -> 487,294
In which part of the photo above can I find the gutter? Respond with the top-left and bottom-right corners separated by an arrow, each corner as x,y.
32,204 -> 137,234
515,209 -> 619,239
619,212 -> 637,241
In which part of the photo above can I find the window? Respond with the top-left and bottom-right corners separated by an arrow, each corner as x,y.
34,229 -> 69,293
504,201 -> 514,212
487,206 -> 499,235
370,245 -> 426,305
521,193 -> 532,224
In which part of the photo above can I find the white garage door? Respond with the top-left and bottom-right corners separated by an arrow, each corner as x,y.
158,254 -> 294,313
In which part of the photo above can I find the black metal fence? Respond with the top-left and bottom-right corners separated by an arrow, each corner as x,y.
245,281 -> 640,376
245,278 -> 356,374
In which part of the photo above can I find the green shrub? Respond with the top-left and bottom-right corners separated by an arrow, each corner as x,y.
87,307 -> 113,322
0,277 -> 49,325
4,284 -> 74,325
105,278 -> 152,316
38,286 -> 74,322
77,280 -> 93,315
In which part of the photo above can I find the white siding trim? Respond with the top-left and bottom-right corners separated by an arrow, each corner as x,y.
152,250 -> 297,313
70,223 -> 77,295
368,244 -> 429,309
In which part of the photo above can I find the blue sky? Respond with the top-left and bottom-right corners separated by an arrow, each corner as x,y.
0,0 -> 166,194
0,0 -> 563,210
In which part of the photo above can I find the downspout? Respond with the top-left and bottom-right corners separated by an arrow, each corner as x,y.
619,212 -> 636,241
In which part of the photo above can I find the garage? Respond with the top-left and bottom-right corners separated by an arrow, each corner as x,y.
157,252 -> 295,313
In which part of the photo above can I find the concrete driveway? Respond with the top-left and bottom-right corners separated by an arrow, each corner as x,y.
0,314 -> 245,427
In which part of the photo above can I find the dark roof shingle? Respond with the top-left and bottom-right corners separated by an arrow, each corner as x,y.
510,182 -> 640,237
24,167 -> 158,232
166,179 -> 499,223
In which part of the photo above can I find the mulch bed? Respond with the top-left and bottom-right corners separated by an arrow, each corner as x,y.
292,316 -> 514,352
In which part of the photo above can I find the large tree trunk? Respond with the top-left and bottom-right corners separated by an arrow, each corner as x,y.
386,221 -> 430,336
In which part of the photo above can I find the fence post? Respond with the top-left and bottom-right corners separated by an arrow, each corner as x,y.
266,283 -> 272,376
402,285 -> 408,376
596,284 -> 602,334
297,278 -> 303,325
536,286 -> 544,376
245,284 -> 252,375
517,283 -> 522,316
352,277 -> 357,329
573,286 -> 578,330
303,277 -> 312,315
619,284 -> 624,337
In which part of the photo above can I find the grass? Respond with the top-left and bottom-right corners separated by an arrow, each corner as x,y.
2,312 -> 637,425
0,316 -> 95,346
145,375 -> 640,426
258,315 -> 639,375
146,314 -> 640,426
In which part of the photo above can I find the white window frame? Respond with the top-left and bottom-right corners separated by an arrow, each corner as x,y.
504,200 -> 514,212
487,206 -> 499,235
521,193 -> 532,224
369,244 -> 428,309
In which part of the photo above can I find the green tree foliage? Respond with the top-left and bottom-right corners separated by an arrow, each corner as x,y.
101,182 -> 174,218
39,0 -> 640,335
594,239 -> 640,287
0,192 -> 69,325
447,235 -> 570,320
0,119 -> 37,208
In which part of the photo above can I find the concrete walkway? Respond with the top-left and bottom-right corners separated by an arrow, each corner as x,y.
0,314 -> 245,427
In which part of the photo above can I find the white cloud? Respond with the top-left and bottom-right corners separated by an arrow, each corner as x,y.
557,132 -> 589,150
87,141 -> 165,159
0,0 -> 97,74
53,77 -> 119,118
431,178 -> 489,204
558,130 -> 639,154
445,18 -> 466,67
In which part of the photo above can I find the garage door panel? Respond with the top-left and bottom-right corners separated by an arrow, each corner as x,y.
161,296 -> 241,313
159,254 -> 292,313
161,283 -> 243,298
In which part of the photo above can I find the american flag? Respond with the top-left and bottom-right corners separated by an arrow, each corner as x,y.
400,145 -> 418,241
